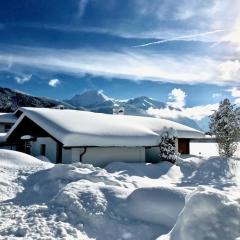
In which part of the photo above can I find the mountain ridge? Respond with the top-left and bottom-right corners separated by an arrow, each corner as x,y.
0,87 -> 75,112
0,87 -> 203,131
66,90 -> 203,131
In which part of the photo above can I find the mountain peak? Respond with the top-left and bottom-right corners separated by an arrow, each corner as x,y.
67,90 -> 112,108
127,96 -> 166,110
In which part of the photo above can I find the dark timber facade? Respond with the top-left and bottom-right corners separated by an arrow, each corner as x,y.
6,116 -> 63,163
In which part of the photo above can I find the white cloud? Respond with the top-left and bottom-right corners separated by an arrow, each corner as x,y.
48,79 -> 60,87
147,87 -> 219,121
14,74 -> 32,84
0,47 -> 227,85
227,87 -> 240,104
235,99 -> 240,105
147,103 -> 219,121
133,0 -> 240,41
220,1 -> 240,46
167,88 -> 186,109
147,88 -> 219,122
228,87 -> 240,98
219,60 -> 240,81
1,43 -> 240,86
6,1 -> 240,44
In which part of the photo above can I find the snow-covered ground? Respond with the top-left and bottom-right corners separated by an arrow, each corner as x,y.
0,150 -> 240,240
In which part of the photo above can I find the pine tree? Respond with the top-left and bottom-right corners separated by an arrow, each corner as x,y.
209,98 -> 240,157
159,127 -> 177,163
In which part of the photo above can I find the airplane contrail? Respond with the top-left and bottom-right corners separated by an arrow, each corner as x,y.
133,29 -> 227,48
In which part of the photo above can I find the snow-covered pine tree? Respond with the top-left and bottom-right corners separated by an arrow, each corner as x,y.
159,127 -> 177,163
236,106 -> 240,125
209,98 -> 240,157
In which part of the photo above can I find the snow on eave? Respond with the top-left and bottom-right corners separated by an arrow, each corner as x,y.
0,113 -> 17,124
8,107 -> 205,147
5,114 -> 25,141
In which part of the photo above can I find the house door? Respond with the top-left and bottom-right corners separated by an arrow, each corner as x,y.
178,139 -> 190,154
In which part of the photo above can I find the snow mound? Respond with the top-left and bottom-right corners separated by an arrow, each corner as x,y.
12,163 -> 123,205
124,187 -> 187,227
52,182 -> 163,239
36,155 -> 51,162
0,150 -> 53,202
0,204 -> 92,239
178,157 -> 240,187
106,161 -> 183,182
53,181 -> 108,220
159,187 -> 240,240
0,149 -> 53,169
47,164 -> 165,239
1,153 -> 240,239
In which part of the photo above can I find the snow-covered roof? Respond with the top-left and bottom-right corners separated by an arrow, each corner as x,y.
7,107 -> 204,147
0,113 -> 17,124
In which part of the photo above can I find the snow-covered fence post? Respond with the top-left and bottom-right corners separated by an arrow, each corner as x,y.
159,127 -> 177,163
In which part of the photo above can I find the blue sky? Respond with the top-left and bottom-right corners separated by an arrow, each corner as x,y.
0,0 -> 240,113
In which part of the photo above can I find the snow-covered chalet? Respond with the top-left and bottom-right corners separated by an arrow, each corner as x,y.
1,107 -> 205,166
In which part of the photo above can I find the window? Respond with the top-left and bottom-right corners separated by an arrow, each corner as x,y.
4,124 -> 12,133
40,144 -> 46,156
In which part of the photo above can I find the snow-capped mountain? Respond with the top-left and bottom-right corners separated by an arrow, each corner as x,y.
127,96 -> 166,110
65,90 -> 203,131
65,90 -> 166,115
0,87 -> 204,131
66,90 -> 112,108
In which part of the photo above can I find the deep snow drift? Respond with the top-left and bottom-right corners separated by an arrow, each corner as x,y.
0,150 -> 240,240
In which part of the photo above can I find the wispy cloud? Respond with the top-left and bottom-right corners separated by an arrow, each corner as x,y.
48,78 -> 60,87
14,74 -> 32,84
1,47 -> 239,85
133,30 -> 226,48
0,46 -> 232,85
4,0 -> 238,42
78,0 -> 89,18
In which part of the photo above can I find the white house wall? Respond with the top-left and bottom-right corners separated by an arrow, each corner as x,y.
62,148 -> 73,164
62,147 -> 145,167
190,141 -> 218,157
190,140 -> 240,158
31,137 -> 57,163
